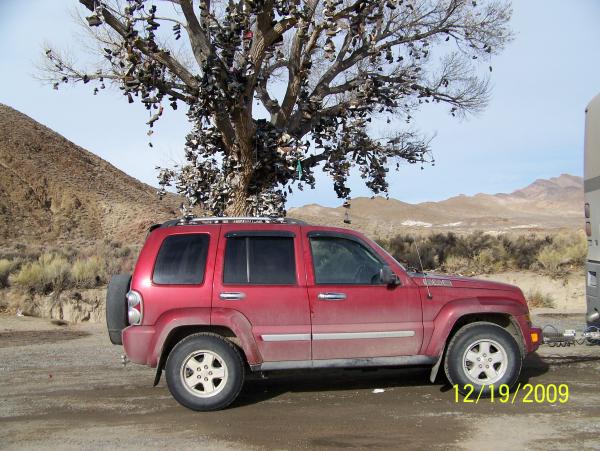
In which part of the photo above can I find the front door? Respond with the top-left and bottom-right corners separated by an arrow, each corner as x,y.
303,229 -> 423,360
212,225 -> 311,362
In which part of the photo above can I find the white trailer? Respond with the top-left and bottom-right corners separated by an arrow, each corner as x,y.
585,94 -> 600,325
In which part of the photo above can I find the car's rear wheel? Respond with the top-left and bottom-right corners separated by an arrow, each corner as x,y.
444,322 -> 522,396
165,333 -> 244,411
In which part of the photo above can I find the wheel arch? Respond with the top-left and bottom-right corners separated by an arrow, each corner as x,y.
151,308 -> 261,386
446,313 -> 525,357
153,325 -> 243,386
427,306 -> 526,383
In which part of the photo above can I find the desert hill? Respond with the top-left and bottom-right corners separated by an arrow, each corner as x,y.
0,103 -> 583,244
0,104 -> 179,243
289,174 -> 584,237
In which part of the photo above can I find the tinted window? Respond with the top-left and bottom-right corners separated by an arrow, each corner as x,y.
310,236 -> 383,285
223,237 -> 296,285
153,234 -> 209,285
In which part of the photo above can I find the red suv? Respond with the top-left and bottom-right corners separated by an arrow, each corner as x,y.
106,217 -> 541,411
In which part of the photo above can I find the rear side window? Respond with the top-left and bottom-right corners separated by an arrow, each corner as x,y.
223,237 -> 296,285
153,234 -> 209,285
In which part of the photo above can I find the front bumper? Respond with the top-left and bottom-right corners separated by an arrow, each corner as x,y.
527,326 -> 542,352
514,313 -> 541,353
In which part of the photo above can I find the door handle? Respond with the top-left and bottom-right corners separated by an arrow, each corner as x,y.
219,292 -> 246,301
317,292 -> 347,301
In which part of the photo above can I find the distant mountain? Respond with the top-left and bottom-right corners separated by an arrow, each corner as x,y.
289,174 -> 584,237
0,103 -> 583,244
0,104 -> 180,243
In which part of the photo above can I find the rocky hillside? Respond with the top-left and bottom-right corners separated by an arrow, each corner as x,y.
0,103 -> 583,244
290,174 -> 584,237
0,104 -> 179,244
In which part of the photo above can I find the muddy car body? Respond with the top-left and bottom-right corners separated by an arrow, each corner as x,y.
107,217 -> 541,410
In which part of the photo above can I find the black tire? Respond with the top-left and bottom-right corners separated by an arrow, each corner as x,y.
105,274 -> 131,345
165,333 -> 245,411
444,322 -> 522,396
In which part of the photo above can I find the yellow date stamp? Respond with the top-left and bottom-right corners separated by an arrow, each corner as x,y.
454,383 -> 569,404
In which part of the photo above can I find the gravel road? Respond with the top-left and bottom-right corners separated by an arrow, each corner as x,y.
1,314 -> 599,450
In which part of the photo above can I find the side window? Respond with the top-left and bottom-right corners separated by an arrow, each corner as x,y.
310,236 -> 383,285
223,237 -> 296,285
153,234 -> 209,285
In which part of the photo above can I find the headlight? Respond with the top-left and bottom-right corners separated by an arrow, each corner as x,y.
126,290 -> 143,325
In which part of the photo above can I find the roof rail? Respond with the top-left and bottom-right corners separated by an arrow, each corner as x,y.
154,216 -> 307,229
185,216 -> 306,225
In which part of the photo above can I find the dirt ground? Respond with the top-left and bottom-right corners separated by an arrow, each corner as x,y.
480,272 -> 586,313
1,314 -> 600,451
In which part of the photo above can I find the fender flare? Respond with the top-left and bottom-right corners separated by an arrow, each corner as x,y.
211,307 -> 262,364
424,297 -> 528,364
425,297 -> 527,383
149,307 -> 261,386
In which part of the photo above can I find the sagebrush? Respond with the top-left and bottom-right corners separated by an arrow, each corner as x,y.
5,241 -> 139,294
378,230 -> 586,276
526,290 -> 556,309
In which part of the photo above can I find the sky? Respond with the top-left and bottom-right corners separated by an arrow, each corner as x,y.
0,0 -> 599,208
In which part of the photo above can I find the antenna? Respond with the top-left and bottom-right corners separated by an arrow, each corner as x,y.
414,238 -> 433,299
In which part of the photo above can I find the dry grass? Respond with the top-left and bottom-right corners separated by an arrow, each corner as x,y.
71,256 -> 106,288
10,253 -> 70,294
0,258 -> 19,288
526,290 -> 556,309
4,240 -> 139,295
379,230 -> 586,276
535,232 -> 587,277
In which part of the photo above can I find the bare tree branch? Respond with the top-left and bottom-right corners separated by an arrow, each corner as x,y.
44,0 -> 513,216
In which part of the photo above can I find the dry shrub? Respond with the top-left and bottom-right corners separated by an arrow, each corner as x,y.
472,247 -> 508,274
2,239 -> 140,293
10,253 -> 70,294
84,240 -> 139,277
536,231 -> 587,277
536,247 -> 564,277
0,259 -> 19,288
10,262 -> 45,293
381,230 -> 585,276
71,256 -> 106,288
526,290 -> 556,309
443,255 -> 471,274
501,234 -> 552,269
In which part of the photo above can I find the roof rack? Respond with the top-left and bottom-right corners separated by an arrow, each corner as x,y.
149,217 -> 307,232
182,216 -> 306,225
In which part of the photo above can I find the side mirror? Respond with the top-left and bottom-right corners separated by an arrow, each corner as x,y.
380,265 -> 400,286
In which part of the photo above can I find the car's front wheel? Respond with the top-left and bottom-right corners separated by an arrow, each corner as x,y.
444,322 -> 522,396
165,333 -> 244,411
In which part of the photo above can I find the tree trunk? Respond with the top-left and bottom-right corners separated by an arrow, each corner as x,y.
224,168 -> 252,216
224,113 -> 255,216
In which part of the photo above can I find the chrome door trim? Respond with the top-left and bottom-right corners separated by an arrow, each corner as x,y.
313,330 -> 415,340
261,333 -> 311,342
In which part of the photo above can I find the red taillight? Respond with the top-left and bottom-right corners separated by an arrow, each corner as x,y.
585,203 -> 591,218
586,222 -> 592,237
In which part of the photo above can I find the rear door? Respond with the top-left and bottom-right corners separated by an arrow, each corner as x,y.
303,229 -> 423,360
212,225 -> 311,362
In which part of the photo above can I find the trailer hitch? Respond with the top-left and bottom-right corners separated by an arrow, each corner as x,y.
541,325 -> 600,347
